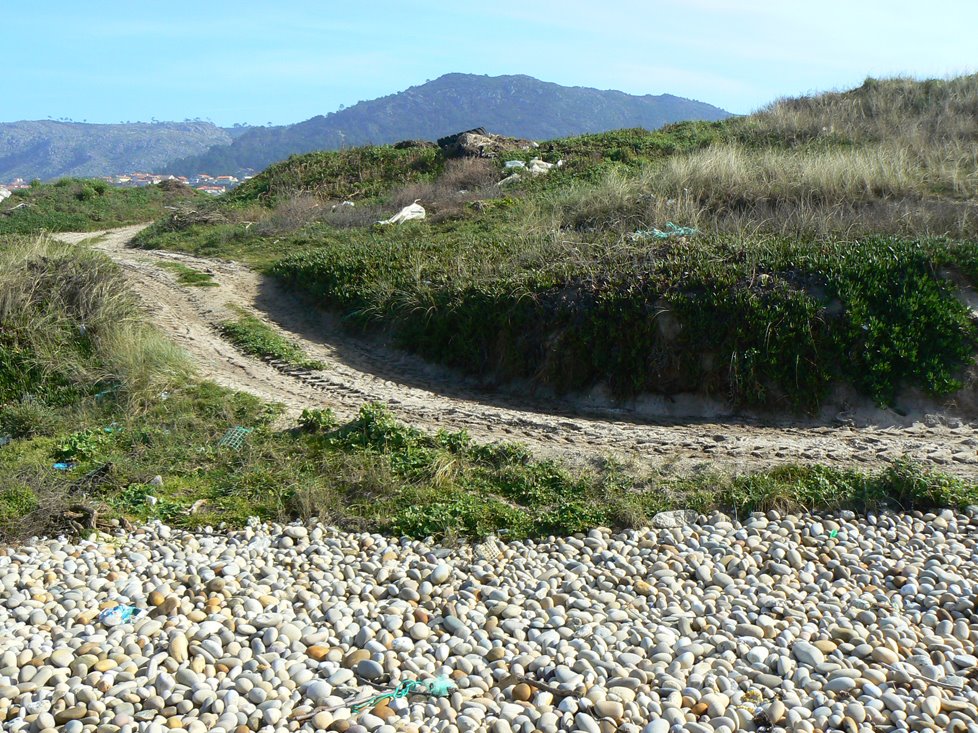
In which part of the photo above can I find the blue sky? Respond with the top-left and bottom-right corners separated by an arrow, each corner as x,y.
3,1 -> 975,126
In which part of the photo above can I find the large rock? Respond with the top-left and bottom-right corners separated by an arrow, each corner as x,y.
651,510 -> 698,529
436,128 -> 534,159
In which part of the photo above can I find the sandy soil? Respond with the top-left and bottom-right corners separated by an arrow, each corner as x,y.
55,226 -> 978,478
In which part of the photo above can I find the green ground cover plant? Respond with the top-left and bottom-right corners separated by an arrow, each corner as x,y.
158,261 -> 218,287
270,233 -> 977,409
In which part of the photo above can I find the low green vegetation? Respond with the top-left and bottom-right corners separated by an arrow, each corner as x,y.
0,178 -> 200,235
4,386 -> 976,543
158,261 -> 218,287
219,309 -> 325,369
3,236 -> 976,543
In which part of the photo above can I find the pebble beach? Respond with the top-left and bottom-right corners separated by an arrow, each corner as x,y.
3,509 -> 978,733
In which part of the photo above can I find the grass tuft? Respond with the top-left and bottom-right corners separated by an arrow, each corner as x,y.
159,261 -> 218,287
219,309 -> 325,369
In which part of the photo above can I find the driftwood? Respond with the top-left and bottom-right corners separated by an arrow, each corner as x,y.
64,503 -> 99,533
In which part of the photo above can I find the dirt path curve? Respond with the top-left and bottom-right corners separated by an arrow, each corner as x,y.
56,226 -> 978,478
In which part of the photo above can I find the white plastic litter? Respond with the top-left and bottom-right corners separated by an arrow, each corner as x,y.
527,158 -> 564,176
497,173 -> 522,187
504,160 -> 526,169
378,200 -> 425,225
341,200 -> 355,207
0,188 -> 11,202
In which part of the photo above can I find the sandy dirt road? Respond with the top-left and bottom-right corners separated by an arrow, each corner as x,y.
55,226 -> 978,478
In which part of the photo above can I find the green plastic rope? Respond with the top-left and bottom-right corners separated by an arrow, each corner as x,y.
349,676 -> 456,713
630,221 -> 699,241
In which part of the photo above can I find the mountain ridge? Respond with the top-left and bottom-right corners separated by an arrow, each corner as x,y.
167,73 -> 731,175
0,74 -> 731,181
0,121 -> 235,181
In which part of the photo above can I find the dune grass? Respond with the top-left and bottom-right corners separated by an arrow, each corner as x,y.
0,235 -> 191,409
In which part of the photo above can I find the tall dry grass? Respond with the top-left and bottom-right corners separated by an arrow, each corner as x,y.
742,75 -> 978,147
534,75 -> 978,240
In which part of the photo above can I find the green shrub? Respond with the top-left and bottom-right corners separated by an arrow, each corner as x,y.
826,240 -> 976,403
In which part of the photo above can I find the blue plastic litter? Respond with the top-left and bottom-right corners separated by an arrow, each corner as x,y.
94,385 -> 119,401
98,605 -> 144,626
53,462 -> 76,471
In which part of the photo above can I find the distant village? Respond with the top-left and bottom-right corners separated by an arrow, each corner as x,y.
0,171 -> 252,200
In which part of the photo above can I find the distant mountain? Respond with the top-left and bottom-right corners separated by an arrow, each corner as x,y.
167,74 -> 731,175
0,121 -> 236,181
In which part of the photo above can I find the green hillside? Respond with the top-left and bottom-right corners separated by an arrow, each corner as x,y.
137,74 -> 978,414
0,178 -> 200,234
